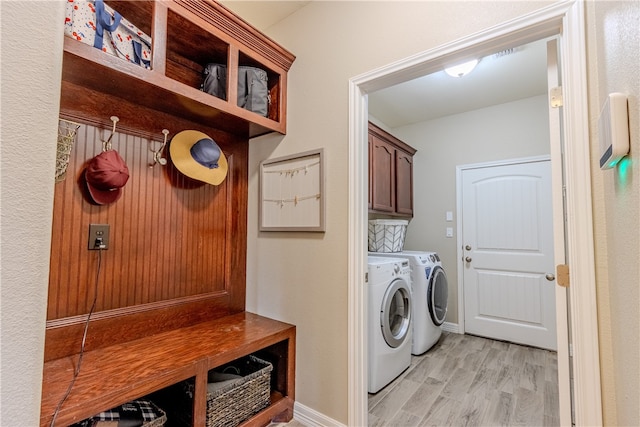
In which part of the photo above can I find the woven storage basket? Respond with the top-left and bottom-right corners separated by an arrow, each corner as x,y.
55,119 -> 81,182
205,355 -> 273,427
368,219 -> 408,252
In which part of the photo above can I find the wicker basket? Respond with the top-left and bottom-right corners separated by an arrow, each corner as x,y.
205,355 -> 273,427
56,119 -> 81,183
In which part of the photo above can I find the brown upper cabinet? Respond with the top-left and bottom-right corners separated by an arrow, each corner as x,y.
60,0 -> 295,139
369,122 -> 417,217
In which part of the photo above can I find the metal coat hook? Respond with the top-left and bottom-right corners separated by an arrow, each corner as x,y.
102,116 -> 119,151
149,129 -> 169,167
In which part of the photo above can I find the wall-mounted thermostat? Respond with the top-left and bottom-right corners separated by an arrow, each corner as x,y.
599,92 -> 629,169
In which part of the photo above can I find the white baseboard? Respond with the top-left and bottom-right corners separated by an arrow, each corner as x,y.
442,321 -> 461,334
293,401 -> 346,427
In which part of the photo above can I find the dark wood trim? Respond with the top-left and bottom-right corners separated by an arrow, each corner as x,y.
368,122 -> 417,156
150,1 -> 168,75
44,295 -> 238,362
45,292 -> 229,329
173,0 -> 296,71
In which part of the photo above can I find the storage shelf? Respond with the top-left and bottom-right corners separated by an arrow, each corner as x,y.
61,39 -> 285,138
40,312 -> 295,427
60,0 -> 294,138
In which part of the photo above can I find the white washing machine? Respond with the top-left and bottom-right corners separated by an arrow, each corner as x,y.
367,256 -> 412,394
370,251 -> 448,355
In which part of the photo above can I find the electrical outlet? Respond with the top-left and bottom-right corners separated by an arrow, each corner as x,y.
88,224 -> 110,250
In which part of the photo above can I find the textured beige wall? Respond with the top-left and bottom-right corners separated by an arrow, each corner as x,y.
390,95 -> 550,324
0,2 -> 64,425
10,2 -> 637,426
586,1 -> 640,426
246,1 -> 554,423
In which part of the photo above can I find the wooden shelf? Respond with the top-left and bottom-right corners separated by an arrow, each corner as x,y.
60,0 -> 295,138
61,39 -> 262,138
40,312 -> 295,427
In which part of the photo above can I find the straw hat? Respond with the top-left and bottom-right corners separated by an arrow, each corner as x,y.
169,130 -> 228,185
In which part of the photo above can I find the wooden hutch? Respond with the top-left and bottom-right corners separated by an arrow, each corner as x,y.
41,1 -> 296,426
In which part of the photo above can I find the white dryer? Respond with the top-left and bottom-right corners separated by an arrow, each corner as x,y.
370,251 -> 448,355
367,256 -> 412,394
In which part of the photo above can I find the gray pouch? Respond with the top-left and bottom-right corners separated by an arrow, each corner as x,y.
237,66 -> 269,117
202,63 -> 227,101
202,64 -> 269,116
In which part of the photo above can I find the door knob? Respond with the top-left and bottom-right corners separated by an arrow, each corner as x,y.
465,257 -> 472,262
465,245 -> 472,250
545,273 -> 555,281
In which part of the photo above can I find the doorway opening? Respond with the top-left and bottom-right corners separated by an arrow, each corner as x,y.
348,2 -> 601,426
367,42 -> 562,422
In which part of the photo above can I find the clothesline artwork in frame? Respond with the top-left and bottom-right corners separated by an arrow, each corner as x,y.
259,149 -> 325,232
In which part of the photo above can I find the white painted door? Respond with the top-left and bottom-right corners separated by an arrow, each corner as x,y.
461,159 -> 557,350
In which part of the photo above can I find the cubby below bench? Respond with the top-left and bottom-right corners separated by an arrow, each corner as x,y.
40,312 -> 295,427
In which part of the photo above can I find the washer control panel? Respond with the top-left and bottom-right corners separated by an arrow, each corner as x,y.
367,256 -> 411,280
397,260 -> 410,276
417,253 -> 440,264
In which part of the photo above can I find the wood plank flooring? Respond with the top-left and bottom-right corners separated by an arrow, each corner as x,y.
368,332 -> 560,426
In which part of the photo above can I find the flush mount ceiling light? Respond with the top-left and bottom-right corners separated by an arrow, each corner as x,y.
444,59 -> 479,77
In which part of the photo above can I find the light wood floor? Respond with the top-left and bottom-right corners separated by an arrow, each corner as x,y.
368,332 -> 560,426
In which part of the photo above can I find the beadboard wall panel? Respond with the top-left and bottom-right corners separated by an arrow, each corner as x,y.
45,122 -> 248,361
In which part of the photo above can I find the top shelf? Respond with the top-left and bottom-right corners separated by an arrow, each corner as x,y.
60,0 -> 295,138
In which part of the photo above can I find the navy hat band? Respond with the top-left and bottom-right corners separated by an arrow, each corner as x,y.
190,138 -> 220,169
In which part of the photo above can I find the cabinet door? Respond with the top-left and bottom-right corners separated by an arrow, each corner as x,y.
395,150 -> 414,216
370,135 -> 396,213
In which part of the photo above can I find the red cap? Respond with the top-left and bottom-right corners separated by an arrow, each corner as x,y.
84,150 -> 130,205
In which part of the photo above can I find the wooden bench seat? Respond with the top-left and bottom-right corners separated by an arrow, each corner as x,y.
40,312 -> 295,427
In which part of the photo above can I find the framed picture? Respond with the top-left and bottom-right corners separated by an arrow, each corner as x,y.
259,149 -> 325,232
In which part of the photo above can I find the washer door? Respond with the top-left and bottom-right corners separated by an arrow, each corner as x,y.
380,278 -> 412,348
428,266 -> 448,326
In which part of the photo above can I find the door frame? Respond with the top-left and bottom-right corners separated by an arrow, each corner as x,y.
348,1 -> 601,426
455,155 -> 557,345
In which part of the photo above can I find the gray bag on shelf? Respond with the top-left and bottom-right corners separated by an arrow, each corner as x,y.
202,63 -> 228,101
202,63 -> 270,117
237,66 -> 269,117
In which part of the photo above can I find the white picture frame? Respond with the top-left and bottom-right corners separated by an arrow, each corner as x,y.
259,149 -> 325,232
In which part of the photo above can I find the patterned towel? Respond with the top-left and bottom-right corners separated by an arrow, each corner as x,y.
64,0 -> 152,69
77,400 -> 165,427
